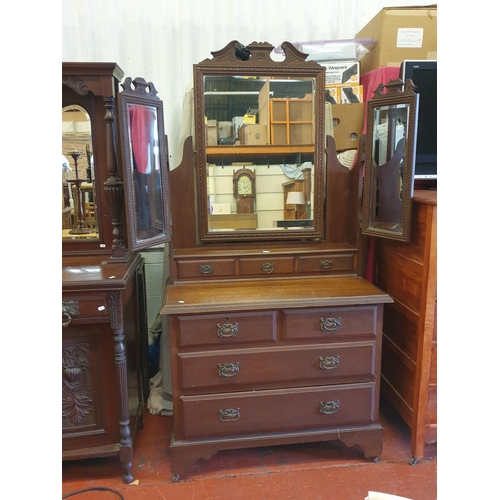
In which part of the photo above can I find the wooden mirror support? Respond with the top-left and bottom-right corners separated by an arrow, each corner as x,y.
362,79 -> 418,242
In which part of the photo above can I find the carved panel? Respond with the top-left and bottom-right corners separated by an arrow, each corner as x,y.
62,344 -> 96,428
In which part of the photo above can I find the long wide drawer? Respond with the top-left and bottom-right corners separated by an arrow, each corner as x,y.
178,383 -> 376,439
174,311 -> 277,348
178,342 -> 376,391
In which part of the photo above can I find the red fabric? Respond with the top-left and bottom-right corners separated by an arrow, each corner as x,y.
129,105 -> 152,174
359,66 -> 400,283
360,66 -> 400,134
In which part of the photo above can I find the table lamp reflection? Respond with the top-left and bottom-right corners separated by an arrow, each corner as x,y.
286,191 -> 305,219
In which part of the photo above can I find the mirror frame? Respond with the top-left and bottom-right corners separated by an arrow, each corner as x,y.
118,77 -> 171,251
194,40 -> 326,242
362,79 -> 419,243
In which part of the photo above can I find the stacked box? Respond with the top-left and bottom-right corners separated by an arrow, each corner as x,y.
356,5 -> 437,73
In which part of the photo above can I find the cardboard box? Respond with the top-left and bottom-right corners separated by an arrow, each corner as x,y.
356,5 -> 437,73
240,124 -> 268,145
330,103 -> 364,150
319,61 -> 360,85
206,119 -> 218,146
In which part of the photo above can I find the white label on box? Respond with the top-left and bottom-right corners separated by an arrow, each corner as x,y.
397,28 -> 424,48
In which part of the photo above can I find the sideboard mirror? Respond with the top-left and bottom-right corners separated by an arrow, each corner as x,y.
193,41 -> 326,242
117,77 -> 171,251
62,63 -> 171,258
362,79 -> 419,242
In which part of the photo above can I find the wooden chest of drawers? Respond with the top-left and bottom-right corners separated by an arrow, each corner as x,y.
162,276 -> 392,480
374,190 -> 437,461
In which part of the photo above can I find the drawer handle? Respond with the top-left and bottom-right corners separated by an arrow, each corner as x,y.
319,400 -> 340,415
217,323 -> 239,338
320,260 -> 333,269
219,408 -> 240,422
200,264 -> 214,274
218,362 -> 239,377
261,262 -> 274,274
320,317 -> 341,332
319,356 -> 340,370
62,301 -> 79,328
62,311 -> 72,328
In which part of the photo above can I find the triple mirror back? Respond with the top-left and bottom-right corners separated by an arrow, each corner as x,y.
193,41 -> 326,242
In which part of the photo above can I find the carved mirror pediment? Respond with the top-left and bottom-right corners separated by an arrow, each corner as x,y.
362,79 -> 419,242
194,41 -> 326,242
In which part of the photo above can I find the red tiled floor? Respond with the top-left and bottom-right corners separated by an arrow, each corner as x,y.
62,398 -> 437,499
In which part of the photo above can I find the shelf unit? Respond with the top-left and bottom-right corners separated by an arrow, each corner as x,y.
270,97 -> 314,145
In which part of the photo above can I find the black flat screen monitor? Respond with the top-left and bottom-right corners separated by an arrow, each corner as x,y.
400,60 -> 437,179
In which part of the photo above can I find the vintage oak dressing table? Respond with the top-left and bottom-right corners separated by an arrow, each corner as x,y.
62,63 -> 170,483
161,41 -> 398,481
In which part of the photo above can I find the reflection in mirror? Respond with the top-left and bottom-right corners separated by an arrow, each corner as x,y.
202,75 -> 317,233
118,77 -> 170,251
362,79 -> 418,242
62,105 -> 99,241
126,103 -> 164,241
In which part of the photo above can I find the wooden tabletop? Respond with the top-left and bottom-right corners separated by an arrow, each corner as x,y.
162,276 -> 393,314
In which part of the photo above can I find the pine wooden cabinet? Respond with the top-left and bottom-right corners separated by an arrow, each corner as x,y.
374,190 -> 437,461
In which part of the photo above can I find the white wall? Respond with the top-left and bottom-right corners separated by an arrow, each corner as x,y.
62,0 -> 436,169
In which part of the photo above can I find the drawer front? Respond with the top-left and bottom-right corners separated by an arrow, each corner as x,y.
298,254 -> 355,274
179,343 -> 376,391
175,311 -> 277,348
176,259 -> 236,279
179,383 -> 376,439
239,257 -> 295,276
62,295 -> 108,323
284,305 -> 377,341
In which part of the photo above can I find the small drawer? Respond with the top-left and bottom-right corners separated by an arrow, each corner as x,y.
178,342 -> 376,391
175,311 -> 277,348
176,259 -> 236,279
239,257 -> 295,276
284,305 -> 377,340
62,295 -> 108,322
178,382 -> 376,439
298,254 -> 355,274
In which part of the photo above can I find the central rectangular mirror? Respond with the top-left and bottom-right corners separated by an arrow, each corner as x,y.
194,41 -> 326,242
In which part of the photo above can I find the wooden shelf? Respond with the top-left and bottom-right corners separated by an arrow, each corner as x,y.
206,144 -> 314,155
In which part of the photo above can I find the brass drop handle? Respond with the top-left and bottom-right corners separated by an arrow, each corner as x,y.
218,362 -> 239,377
219,408 -> 240,422
320,260 -> 332,269
200,264 -> 214,274
320,317 -> 341,332
261,262 -> 274,274
217,323 -> 238,338
62,310 -> 72,328
62,301 -> 79,328
319,400 -> 340,415
319,356 -> 339,370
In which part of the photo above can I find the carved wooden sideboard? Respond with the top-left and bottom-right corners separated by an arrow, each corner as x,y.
62,253 -> 148,483
374,190 -> 437,462
62,62 -> 170,482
